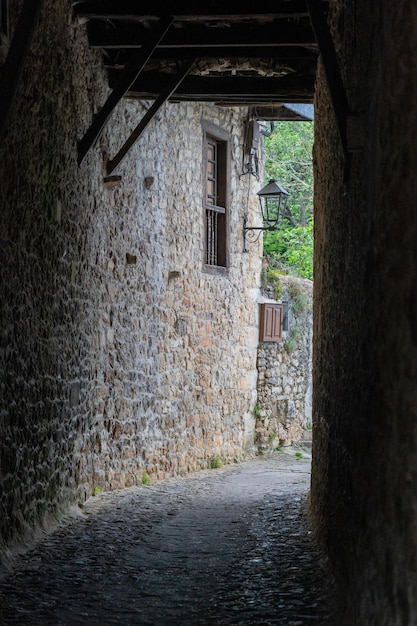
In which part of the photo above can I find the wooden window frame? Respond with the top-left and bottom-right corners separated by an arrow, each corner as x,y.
202,120 -> 230,274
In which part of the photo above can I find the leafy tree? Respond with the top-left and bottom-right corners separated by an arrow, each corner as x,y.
263,121 -> 314,280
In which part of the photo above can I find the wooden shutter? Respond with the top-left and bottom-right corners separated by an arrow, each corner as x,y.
259,303 -> 283,342
206,139 -> 217,206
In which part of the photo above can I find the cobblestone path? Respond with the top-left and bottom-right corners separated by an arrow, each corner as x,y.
0,450 -> 335,625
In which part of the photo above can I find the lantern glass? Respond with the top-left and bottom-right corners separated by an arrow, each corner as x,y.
257,179 -> 289,228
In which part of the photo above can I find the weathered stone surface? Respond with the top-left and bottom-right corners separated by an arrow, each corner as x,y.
0,1 -> 262,556
256,276 -> 313,450
311,2 -> 417,624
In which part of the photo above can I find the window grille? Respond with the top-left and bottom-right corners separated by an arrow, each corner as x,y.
206,208 -> 218,266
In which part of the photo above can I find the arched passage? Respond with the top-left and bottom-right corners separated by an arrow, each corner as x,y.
1,2 -> 417,623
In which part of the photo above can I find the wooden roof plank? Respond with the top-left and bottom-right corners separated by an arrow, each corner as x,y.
78,15 -> 173,165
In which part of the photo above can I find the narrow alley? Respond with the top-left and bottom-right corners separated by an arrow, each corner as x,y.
0,449 -> 335,625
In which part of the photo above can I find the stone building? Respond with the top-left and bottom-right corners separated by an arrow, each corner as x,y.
0,1 -> 276,555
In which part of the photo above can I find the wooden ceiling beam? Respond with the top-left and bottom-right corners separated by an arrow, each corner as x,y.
213,97 -> 314,105
105,60 -> 317,79
118,73 -> 315,102
87,21 -> 317,49
73,1 -> 313,20
71,2 -> 321,135
103,47 -> 318,64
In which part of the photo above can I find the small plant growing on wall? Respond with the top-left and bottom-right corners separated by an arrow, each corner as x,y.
288,282 -> 310,315
262,264 -> 284,300
284,321 -> 303,354
209,455 -> 224,469
283,278 -> 312,354
142,471 -> 151,485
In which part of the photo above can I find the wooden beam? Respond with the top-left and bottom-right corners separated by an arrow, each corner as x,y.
106,59 -> 195,175
114,72 -> 316,102
306,0 -> 349,151
77,16 -> 173,165
0,0 -> 43,142
105,57 -> 317,83
73,1 -> 312,20
103,47 -> 318,65
214,97 -> 314,105
87,20 -> 317,50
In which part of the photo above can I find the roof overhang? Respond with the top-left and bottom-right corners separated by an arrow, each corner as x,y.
70,1 -> 328,170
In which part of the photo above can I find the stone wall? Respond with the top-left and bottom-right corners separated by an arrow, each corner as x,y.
311,2 -> 417,623
0,1 -> 262,560
256,275 -> 312,451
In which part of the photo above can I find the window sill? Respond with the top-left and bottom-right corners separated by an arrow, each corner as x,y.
203,264 -> 229,277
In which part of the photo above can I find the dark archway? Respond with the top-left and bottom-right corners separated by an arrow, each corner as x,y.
1,3 -> 417,624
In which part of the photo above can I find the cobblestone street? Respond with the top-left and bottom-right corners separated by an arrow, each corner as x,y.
0,449 -> 335,625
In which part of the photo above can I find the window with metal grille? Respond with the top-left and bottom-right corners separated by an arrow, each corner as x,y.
202,122 -> 229,270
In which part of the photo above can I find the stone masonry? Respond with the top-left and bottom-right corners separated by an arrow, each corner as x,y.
0,1 -> 263,558
311,2 -> 417,624
256,275 -> 313,451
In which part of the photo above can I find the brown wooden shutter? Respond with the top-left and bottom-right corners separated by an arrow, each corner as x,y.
206,139 -> 217,206
259,303 -> 283,342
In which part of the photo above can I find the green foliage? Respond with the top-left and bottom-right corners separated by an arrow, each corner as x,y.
263,121 -> 314,279
209,455 -> 224,469
265,121 -> 314,223
284,323 -> 302,354
92,487 -> 101,497
142,471 -> 151,485
265,268 -> 283,299
266,268 -> 283,282
264,222 -> 313,280
253,401 -> 262,420
288,282 -> 311,315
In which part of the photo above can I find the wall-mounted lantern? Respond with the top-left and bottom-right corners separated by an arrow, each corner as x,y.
243,179 -> 289,252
